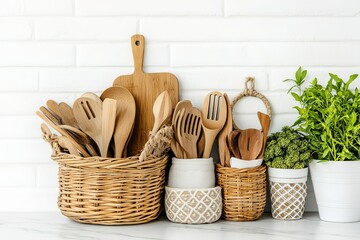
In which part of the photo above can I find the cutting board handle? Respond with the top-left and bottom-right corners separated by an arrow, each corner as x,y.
131,34 -> 145,74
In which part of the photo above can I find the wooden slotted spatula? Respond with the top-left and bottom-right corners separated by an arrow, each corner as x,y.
100,86 -> 136,158
201,91 -> 227,158
73,97 -> 104,157
257,112 -> 271,159
177,107 -> 202,159
113,34 -> 179,155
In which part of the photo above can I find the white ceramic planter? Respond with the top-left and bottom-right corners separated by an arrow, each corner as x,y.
167,158 -> 215,189
165,186 -> 222,224
268,167 -> 308,220
310,160 -> 360,222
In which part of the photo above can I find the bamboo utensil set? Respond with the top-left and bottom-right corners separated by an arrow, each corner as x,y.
171,91 -> 227,159
38,89 -> 172,158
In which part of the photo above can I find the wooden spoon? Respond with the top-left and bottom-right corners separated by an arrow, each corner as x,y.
201,92 -> 227,158
218,93 -> 233,166
100,87 -> 136,158
257,112 -> 271,159
151,91 -> 172,135
40,106 -> 61,125
197,129 -> 205,158
238,129 -> 263,160
228,130 -> 241,159
58,102 -> 79,128
73,97 -> 103,156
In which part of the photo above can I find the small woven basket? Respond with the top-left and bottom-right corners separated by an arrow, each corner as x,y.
216,164 -> 267,221
43,126 -> 172,225
270,182 -> 307,220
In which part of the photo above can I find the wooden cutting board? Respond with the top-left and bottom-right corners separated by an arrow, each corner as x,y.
113,34 -> 179,155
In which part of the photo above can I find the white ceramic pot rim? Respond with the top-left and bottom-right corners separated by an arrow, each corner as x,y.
268,167 -> 308,183
172,157 -> 213,163
230,157 -> 263,169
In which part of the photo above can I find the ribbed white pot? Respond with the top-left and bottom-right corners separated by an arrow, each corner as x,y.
168,157 -> 215,189
268,167 -> 308,220
310,160 -> 360,222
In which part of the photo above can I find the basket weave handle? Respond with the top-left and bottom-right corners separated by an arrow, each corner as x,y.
231,77 -> 272,130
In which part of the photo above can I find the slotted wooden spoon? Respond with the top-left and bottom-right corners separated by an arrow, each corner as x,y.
238,128 -> 263,160
201,92 -> 227,158
73,97 -> 104,156
100,86 -> 136,158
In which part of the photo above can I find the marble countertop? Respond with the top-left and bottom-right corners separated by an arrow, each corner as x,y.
0,212 -> 359,240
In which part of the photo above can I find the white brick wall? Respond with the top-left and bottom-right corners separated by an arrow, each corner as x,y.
1,0 -> 359,212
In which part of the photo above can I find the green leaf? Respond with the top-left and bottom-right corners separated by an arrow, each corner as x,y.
291,92 -> 301,101
295,67 -> 302,81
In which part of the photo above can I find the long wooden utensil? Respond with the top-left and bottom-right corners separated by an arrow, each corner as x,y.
173,100 -> 192,124
218,93 -> 232,166
36,111 -> 90,157
151,91 -> 172,135
228,130 -> 241,159
101,98 -> 117,158
58,136 -> 81,156
58,102 -> 79,128
257,112 -> 271,158
46,100 -> 62,122
73,97 -> 103,157
177,107 -> 202,159
201,91 -> 227,158
113,34 -> 179,155
100,86 -> 136,158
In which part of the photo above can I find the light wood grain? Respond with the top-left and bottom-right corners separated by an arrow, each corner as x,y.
100,86 -> 136,158
113,34 -> 179,155
151,90 -> 172,135
201,91 -> 227,158
257,112 -> 271,159
218,93 -> 232,166
101,98 -> 117,158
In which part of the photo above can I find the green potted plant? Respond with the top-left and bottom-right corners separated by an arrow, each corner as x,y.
286,67 -> 360,222
264,126 -> 312,220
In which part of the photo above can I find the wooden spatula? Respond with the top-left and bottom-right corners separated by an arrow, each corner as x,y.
201,91 -> 227,158
46,100 -> 62,122
113,34 -> 179,155
238,129 -> 263,160
101,98 -> 117,158
257,112 -> 271,159
100,86 -> 136,158
218,93 -> 233,166
73,97 -> 103,156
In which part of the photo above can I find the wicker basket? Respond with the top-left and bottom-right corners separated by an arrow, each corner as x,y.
43,127 -> 172,225
216,164 -> 267,221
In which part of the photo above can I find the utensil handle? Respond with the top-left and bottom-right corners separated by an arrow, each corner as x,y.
131,34 -> 145,74
202,129 -> 217,158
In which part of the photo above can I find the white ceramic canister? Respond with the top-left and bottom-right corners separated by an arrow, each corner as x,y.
167,157 -> 215,189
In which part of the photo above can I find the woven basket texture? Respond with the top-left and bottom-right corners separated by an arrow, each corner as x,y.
216,164 -> 266,221
44,128 -> 171,225
270,182 -> 307,220
165,186 -> 222,224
